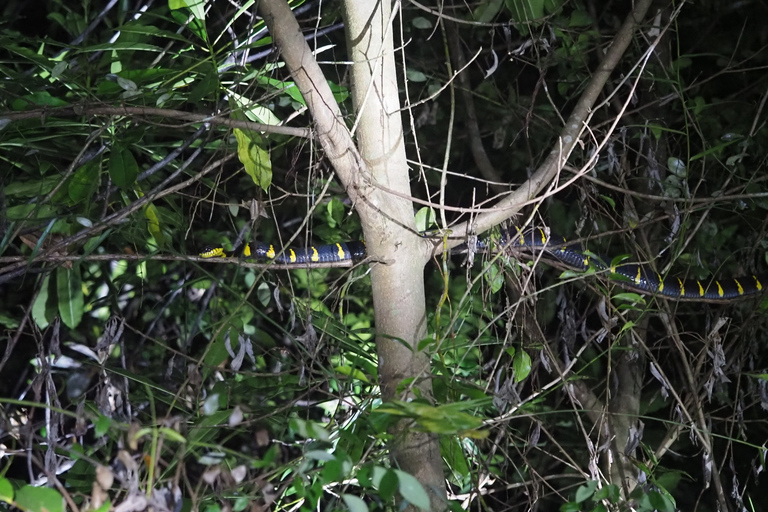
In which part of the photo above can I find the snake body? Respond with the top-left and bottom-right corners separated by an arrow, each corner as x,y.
200,227 -> 766,301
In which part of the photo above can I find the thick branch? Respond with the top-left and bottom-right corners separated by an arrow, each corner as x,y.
450,0 -> 654,240
256,0 -> 372,214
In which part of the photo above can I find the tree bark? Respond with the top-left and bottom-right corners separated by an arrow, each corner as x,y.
342,2 -> 445,509
257,0 -> 444,508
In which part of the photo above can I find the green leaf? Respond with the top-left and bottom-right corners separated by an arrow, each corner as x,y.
412,17 -> 433,29
474,0 -> 504,23
334,365 -> 370,383
32,275 -> 56,329
618,320 -> 638,335
394,470 -> 430,510
94,415 -> 112,437
119,23 -> 192,43
69,161 -> 99,203
11,91 -> 70,110
341,494 -> 368,512
0,478 -> 14,504
513,349 -> 532,383
328,81 -> 350,103
375,400 -> 485,435
169,0 -> 206,21
612,292 -> 645,304
290,418 -> 330,441
440,437 -> 470,477
76,42 -> 164,52
505,0 -> 546,22
325,198 -> 345,228
599,194 -> 616,209
257,282 -> 271,307
406,69 -> 428,82
569,9 -> 592,27
4,176 -> 62,197
234,128 -> 272,190
372,467 -> 398,501
414,207 -> 435,232
144,202 -> 167,247
15,485 -> 64,512
256,76 -> 306,106
593,483 -> 620,502
57,266 -> 84,329
485,263 -> 504,294
648,491 -> 675,512
109,146 -> 139,189
574,480 -> 598,503
189,65 -> 220,104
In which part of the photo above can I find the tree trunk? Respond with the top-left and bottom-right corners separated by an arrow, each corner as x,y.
342,2 -> 445,509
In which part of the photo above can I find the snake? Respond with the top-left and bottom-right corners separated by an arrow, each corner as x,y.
199,227 -> 766,301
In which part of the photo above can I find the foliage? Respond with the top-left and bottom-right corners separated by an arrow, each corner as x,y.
1,1 -> 767,512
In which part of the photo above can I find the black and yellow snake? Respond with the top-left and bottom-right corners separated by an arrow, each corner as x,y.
200,227 -> 766,301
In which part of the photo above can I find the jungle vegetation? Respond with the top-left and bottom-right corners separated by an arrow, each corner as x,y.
1,1 -> 768,511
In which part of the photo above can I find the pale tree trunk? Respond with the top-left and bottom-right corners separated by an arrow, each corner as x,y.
257,0 -> 445,509
342,2 -> 446,509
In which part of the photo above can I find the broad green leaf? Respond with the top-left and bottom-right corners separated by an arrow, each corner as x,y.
305,450 -> 335,462
325,198 -> 345,228
341,494 -> 368,512
600,194 -> 616,209
440,437 -> 470,477
169,0 -> 207,21
485,263 -> 504,294
4,176 -> 61,197
593,484 -> 620,502
569,9 -> 592,27
371,467 -> 398,501
474,0 -> 504,23
69,161 -> 99,203
94,415 -> 112,437
256,76 -> 306,106
57,266 -> 84,329
328,81 -> 350,103
334,365 -> 370,383
513,349 -> 531,383
648,491 -> 675,512
612,292 -> 645,304
189,65 -> 220,104
505,0 -> 546,22
257,282 -> 271,307
109,146 -> 138,189
406,69 -> 427,82
0,477 -> 13,503
394,470 -> 430,510
234,128 -> 272,190
32,275 -> 56,329
6,204 -> 55,220
10,91 -> 70,110
15,485 -> 64,512
0,313 -> 19,329
574,480 -> 597,503
414,207 -> 435,232
290,418 -> 330,441
144,202 -> 167,247
412,17 -> 433,29
618,320 -> 638,335
229,92 -> 282,125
